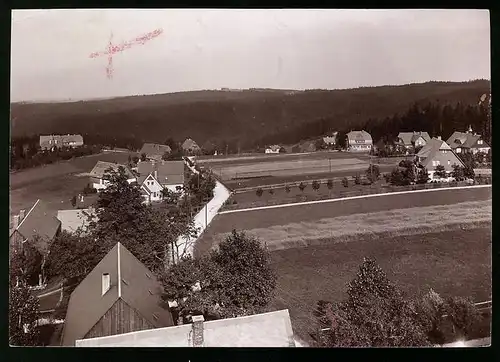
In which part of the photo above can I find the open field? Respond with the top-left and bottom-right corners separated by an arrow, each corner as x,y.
269,226 -> 491,344
212,200 -> 491,251
9,151 -> 135,216
195,186 -> 492,256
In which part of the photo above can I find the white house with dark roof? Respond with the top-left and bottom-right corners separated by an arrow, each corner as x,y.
136,160 -> 185,203
75,309 -> 297,347
39,134 -> 84,151
446,126 -> 490,155
265,145 -> 283,154
347,130 -> 373,152
415,137 -> 465,181
88,161 -> 136,191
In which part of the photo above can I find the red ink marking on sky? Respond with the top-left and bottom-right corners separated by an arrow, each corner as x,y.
89,28 -> 164,79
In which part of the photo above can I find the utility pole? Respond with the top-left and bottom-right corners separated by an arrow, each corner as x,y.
329,158 -> 331,173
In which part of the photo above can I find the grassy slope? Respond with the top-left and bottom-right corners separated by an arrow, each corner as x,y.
271,227 -> 491,344
11,81 -> 490,147
195,186 -> 492,256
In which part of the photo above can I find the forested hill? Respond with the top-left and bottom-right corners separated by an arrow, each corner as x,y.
11,80 -> 490,151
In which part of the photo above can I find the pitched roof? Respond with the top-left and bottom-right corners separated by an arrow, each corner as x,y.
75,309 -> 296,347
181,138 -> 200,151
416,138 -> 464,169
13,199 -> 61,253
446,131 -> 489,149
347,130 -> 372,142
62,242 -> 173,346
139,143 -> 172,159
57,208 -> 96,234
266,145 -> 282,151
89,161 -> 135,179
137,160 -> 185,186
323,136 -> 336,144
398,132 -> 431,145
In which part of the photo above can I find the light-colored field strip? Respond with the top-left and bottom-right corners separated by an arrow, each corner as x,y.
213,200 -> 491,251
220,184 -> 492,214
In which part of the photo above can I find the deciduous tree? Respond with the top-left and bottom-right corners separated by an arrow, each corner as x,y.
9,283 -> 40,346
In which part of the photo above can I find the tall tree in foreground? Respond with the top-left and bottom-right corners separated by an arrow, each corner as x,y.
162,230 -> 277,322
318,258 -> 430,347
9,283 -> 40,346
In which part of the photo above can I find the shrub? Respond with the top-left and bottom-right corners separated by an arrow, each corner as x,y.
285,184 -> 291,193
434,165 -> 446,179
326,179 -> 334,190
269,188 -> 275,195
416,167 -> 430,184
299,182 -> 306,192
341,177 -> 349,188
354,174 -> 361,185
232,200 -> 238,205
312,180 -> 320,191
256,188 -> 263,197
366,164 -> 380,183
71,195 -> 77,208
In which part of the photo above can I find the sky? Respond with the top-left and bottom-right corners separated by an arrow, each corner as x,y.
11,9 -> 490,102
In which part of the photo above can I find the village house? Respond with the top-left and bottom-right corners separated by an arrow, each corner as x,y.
323,131 -> 338,146
347,130 -> 373,152
137,160 -> 185,203
61,242 -> 174,346
265,145 -> 283,154
415,137 -> 465,181
181,138 -> 202,155
88,161 -> 136,191
10,199 -> 61,286
139,143 -> 172,161
396,131 -> 431,152
75,309 -> 297,347
446,126 -> 491,155
57,206 -> 97,234
39,134 -> 84,151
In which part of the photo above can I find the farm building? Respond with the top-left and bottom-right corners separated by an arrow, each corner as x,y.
265,145 -> 284,154
137,160 -> 185,202
139,143 -> 172,161
62,242 -> 174,346
88,161 -> 136,191
182,138 -> 202,155
10,199 -> 61,255
446,126 -> 490,155
39,134 -> 83,151
347,130 -> 373,152
76,309 -> 296,347
396,131 -> 431,151
415,137 -> 465,180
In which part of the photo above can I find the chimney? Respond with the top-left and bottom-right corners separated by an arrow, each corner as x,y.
12,215 -> 20,230
19,209 -> 26,221
102,273 -> 110,295
154,170 -> 158,180
437,136 -> 441,140
191,315 -> 204,347
80,194 -> 84,203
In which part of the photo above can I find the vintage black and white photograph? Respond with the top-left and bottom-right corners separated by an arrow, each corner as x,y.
9,9 -> 491,347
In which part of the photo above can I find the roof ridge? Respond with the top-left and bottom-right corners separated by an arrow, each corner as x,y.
16,199 -> 40,230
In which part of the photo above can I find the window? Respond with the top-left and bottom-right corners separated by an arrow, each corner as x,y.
478,140 -> 483,145
432,160 -> 441,167
49,140 -> 52,144
447,160 -> 451,166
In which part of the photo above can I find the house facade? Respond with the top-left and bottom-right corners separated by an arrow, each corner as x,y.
265,145 -> 282,154
446,127 -> 491,155
181,138 -> 201,155
415,137 -> 465,181
347,130 -> 373,152
139,143 -> 172,161
397,131 -> 431,152
88,161 -> 136,191
62,242 -> 174,346
323,132 -> 338,146
137,160 -> 185,203
40,134 -> 84,151
76,309 -> 296,347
